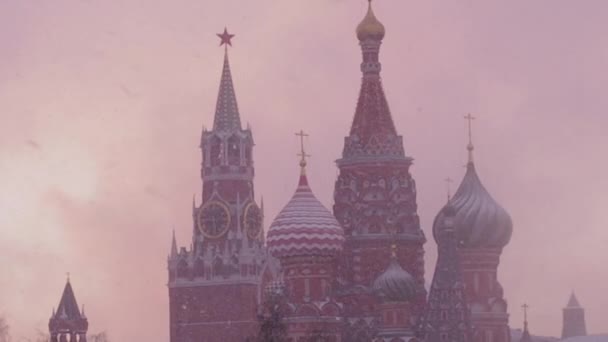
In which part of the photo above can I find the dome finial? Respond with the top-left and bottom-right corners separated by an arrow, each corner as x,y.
357,0 -> 385,41
464,113 -> 476,164
295,130 -> 311,177
445,177 -> 454,202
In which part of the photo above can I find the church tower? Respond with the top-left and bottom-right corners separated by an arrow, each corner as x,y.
421,201 -> 472,342
49,278 -> 88,342
167,28 -> 265,342
561,292 -> 587,339
332,0 -> 426,333
434,116 -> 513,342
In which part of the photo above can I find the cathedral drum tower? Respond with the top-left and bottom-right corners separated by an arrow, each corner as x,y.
433,116 -> 513,342
167,29 -> 265,342
332,1 -> 427,335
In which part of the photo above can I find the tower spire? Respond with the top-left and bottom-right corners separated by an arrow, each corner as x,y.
213,28 -> 241,132
464,113 -> 476,164
170,229 -> 178,258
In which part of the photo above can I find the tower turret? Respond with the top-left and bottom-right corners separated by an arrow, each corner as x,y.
167,28 -> 265,342
333,0 -> 426,335
562,292 -> 587,338
49,278 -> 88,342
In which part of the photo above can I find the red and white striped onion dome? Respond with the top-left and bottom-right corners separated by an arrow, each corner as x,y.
267,170 -> 344,259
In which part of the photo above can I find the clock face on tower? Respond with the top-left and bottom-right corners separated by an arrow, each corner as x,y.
243,202 -> 262,239
197,201 -> 231,239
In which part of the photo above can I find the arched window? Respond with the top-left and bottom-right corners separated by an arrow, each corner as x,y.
209,136 -> 222,166
227,135 -> 240,165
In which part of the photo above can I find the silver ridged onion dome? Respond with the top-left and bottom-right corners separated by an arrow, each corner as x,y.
372,254 -> 417,302
433,162 -> 513,248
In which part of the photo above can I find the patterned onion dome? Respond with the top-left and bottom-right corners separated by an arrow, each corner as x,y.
356,1 -> 385,41
433,162 -> 513,248
267,171 -> 344,259
373,252 -> 418,302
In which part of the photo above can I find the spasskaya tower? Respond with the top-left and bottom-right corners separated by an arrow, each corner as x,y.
167,28 -> 266,342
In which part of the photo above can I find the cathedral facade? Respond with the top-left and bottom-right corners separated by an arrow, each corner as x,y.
167,2 -> 513,342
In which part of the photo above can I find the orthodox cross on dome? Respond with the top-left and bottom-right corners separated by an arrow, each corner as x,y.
217,27 -> 235,48
464,113 -> 476,163
445,177 -> 454,202
296,130 -> 311,170
522,303 -> 530,322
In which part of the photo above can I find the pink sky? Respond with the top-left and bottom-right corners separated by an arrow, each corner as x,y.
1,1 -> 607,341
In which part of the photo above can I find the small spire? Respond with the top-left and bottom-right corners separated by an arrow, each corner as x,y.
170,229 -> 178,258
295,130 -> 311,183
81,305 -> 86,318
522,303 -> 529,324
567,291 -> 581,308
464,113 -> 476,164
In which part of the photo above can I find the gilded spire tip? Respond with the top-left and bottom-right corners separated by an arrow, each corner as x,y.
357,0 -> 385,41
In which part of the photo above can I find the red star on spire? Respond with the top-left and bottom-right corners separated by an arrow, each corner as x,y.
217,27 -> 235,47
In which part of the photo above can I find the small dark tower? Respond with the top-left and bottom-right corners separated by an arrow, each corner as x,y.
49,278 -> 88,342
561,292 -> 587,339
422,201 -> 472,342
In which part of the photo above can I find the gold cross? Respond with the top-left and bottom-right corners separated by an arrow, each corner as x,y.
464,113 -> 476,145
295,130 -> 311,167
522,303 -> 529,322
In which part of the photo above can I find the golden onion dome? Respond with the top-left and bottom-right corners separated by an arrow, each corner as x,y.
356,0 -> 385,41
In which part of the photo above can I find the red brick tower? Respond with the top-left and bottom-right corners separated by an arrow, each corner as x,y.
433,115 -> 513,342
167,28 -> 266,342
332,1 -> 426,337
49,278 -> 88,342
267,134 -> 345,341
